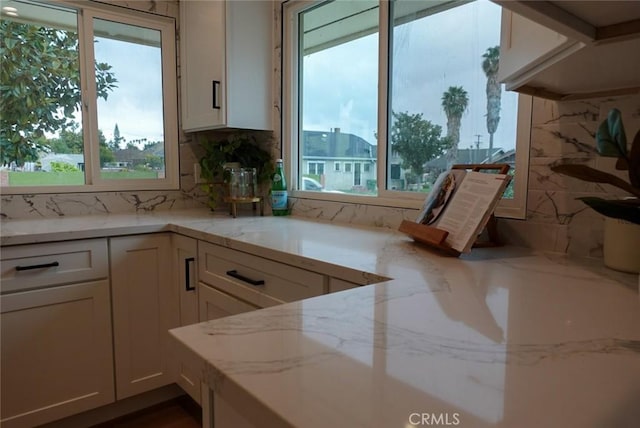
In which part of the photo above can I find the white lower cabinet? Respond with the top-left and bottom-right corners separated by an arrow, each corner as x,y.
199,281 -> 258,322
198,241 -> 325,308
171,234 -> 201,404
110,234 -> 179,400
0,240 -> 114,428
329,277 -> 361,293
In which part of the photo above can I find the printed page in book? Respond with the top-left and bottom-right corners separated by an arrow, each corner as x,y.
432,171 -> 511,253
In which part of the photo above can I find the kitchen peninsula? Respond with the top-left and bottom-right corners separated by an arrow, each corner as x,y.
1,210 -> 639,428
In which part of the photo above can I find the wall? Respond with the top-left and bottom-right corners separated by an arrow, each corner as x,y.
502,95 -> 639,257
274,1 -> 639,258
289,95 -> 640,258
1,1 -> 637,262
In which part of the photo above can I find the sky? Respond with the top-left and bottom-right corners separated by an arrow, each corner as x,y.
87,0 -> 517,155
301,0 -> 519,153
94,33 -> 164,147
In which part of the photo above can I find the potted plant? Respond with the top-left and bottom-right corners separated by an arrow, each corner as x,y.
199,132 -> 274,210
550,108 -> 640,273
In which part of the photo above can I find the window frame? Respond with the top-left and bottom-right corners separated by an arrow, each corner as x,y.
282,0 -> 531,218
0,0 -> 179,195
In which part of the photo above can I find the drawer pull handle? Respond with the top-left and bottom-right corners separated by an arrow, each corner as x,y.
16,261 -> 60,271
185,257 -> 196,291
226,270 -> 264,286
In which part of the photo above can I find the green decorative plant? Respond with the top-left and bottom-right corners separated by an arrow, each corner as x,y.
550,108 -> 640,225
199,133 -> 274,210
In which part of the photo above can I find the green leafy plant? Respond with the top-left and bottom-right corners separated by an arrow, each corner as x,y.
199,133 -> 274,210
50,161 -> 79,172
550,108 -> 640,225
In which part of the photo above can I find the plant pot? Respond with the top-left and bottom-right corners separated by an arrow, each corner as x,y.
603,217 -> 640,273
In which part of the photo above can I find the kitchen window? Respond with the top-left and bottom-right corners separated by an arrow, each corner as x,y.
0,0 -> 178,193
283,0 -> 531,218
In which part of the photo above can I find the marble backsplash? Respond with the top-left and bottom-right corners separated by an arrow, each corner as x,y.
500,95 -> 639,257
1,0 -> 638,261
288,94 -> 640,258
4,92 -> 635,260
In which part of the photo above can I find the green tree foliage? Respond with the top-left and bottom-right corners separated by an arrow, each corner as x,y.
47,127 -> 114,166
97,130 -> 115,166
49,126 -> 84,154
0,19 -> 117,166
482,46 -> 501,161
441,86 -> 469,168
50,161 -> 79,172
390,111 -> 449,183
110,123 -> 124,151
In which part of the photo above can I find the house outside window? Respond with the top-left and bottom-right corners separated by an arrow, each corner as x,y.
0,0 -> 178,193
283,0 -> 531,218
334,161 -> 340,172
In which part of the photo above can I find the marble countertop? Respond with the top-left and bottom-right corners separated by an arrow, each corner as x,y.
2,210 -> 639,427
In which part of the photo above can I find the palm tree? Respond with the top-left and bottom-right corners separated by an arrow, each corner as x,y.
441,86 -> 469,169
482,46 -> 501,162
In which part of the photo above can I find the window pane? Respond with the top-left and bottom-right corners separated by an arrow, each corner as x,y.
299,0 -> 378,195
93,18 -> 165,181
388,0 -> 518,196
0,1 -> 86,187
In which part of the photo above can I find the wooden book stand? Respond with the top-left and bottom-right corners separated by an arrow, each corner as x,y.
399,163 -> 511,257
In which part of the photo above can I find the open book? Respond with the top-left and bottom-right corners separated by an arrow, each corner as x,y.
415,169 -> 511,253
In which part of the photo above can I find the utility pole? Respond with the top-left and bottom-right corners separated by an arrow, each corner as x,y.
473,134 -> 482,163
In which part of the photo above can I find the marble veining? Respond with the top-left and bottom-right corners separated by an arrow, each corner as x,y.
1,2 -> 637,266
1,210 -> 638,427
170,239 -> 639,427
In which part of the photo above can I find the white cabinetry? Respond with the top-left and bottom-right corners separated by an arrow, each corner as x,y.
498,9 -> 580,94
199,281 -> 258,322
328,277 -> 361,293
180,0 -> 272,132
494,1 -> 640,100
171,234 -> 201,404
198,241 -> 325,308
0,240 -> 114,428
173,234 -> 198,327
110,234 -> 179,400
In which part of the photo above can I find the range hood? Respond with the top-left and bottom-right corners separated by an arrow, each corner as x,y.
492,0 -> 640,100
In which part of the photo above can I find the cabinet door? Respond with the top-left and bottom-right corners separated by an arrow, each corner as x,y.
110,234 -> 178,400
171,234 -> 200,403
173,234 -> 198,326
180,0 -> 225,131
1,280 -> 114,428
199,282 -> 258,322
498,9 -> 580,90
180,0 -> 272,132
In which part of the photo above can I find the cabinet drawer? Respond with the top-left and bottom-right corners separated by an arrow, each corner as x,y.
198,242 -> 325,308
329,277 -> 361,293
199,282 -> 258,322
1,239 -> 108,293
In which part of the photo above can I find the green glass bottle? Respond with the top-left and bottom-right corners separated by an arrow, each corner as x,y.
271,159 -> 288,216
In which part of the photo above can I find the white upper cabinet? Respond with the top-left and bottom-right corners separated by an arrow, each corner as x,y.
180,0 -> 273,132
493,1 -> 640,100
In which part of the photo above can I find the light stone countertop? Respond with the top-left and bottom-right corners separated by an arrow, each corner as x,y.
2,210 -> 639,427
